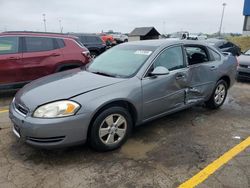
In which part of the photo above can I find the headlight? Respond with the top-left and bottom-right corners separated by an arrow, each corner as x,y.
33,100 -> 80,118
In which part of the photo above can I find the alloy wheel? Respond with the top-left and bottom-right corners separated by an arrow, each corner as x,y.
214,84 -> 226,105
99,114 -> 127,145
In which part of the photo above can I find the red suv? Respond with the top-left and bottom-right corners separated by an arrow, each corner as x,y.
0,31 -> 91,90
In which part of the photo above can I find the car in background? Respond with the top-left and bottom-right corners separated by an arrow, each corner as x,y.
73,33 -> 106,58
9,40 -> 237,151
0,31 -> 91,90
99,33 -> 116,47
237,48 -> 250,81
206,38 -> 241,56
105,31 -> 128,44
187,34 -> 207,40
169,31 -> 189,39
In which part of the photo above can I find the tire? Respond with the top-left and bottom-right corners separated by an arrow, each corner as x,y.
205,80 -> 228,109
90,51 -> 98,59
89,107 -> 132,151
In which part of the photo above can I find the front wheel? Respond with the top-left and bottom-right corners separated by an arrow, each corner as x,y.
89,107 -> 132,151
205,80 -> 228,109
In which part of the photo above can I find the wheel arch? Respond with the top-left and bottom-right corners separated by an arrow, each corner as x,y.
87,100 -> 138,138
218,75 -> 231,88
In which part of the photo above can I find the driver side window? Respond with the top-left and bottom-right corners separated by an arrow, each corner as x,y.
154,46 -> 185,71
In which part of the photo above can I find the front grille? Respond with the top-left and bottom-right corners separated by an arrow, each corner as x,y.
239,72 -> 250,77
27,136 -> 65,143
14,103 -> 29,116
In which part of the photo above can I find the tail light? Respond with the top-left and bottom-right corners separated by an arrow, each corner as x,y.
236,56 -> 239,67
82,51 -> 92,61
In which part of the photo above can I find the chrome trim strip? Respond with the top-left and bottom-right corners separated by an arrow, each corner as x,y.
13,127 -> 20,138
14,103 -> 27,117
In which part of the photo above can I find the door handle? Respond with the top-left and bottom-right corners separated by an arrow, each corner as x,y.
210,66 -> 217,70
8,56 -> 21,60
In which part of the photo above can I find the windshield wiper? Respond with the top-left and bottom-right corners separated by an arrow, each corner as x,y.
91,71 -> 116,77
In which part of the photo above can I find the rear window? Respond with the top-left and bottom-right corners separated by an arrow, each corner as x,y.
81,35 -> 103,44
56,38 -> 65,48
86,36 -> 96,43
74,38 -> 84,47
24,37 -> 55,52
85,36 -> 99,43
0,36 -> 19,55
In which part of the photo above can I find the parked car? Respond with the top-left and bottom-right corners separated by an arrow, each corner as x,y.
237,49 -> 250,81
169,31 -> 189,39
9,40 -> 237,151
206,39 -> 241,56
187,34 -> 207,40
99,33 -> 116,47
105,31 -> 128,43
0,31 -> 91,90
72,33 -> 106,58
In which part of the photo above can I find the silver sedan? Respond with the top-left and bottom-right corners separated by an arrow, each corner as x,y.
9,40 -> 237,151
237,49 -> 250,81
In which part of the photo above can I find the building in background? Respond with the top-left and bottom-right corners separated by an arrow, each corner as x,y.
243,0 -> 250,35
129,27 -> 160,41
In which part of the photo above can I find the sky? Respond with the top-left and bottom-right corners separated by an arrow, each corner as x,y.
0,0 -> 245,34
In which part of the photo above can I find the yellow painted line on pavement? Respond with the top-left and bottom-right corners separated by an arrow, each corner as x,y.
179,136 -> 250,188
0,109 -> 9,113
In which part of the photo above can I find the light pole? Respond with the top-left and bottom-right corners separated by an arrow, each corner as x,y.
42,13 -> 47,32
59,19 -> 63,33
219,3 -> 226,36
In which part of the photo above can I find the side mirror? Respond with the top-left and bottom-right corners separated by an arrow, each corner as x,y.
150,66 -> 170,76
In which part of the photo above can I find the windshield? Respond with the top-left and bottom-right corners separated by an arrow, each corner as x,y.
245,49 -> 250,55
87,44 -> 155,78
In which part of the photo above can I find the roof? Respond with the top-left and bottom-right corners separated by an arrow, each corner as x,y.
68,33 -> 99,36
120,39 -> 217,49
129,27 -> 160,37
205,38 -> 226,45
0,31 -> 78,39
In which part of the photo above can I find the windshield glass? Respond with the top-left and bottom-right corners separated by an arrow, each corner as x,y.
245,49 -> 250,55
87,44 -> 156,78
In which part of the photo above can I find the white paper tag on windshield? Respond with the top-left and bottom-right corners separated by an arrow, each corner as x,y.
134,50 -> 152,56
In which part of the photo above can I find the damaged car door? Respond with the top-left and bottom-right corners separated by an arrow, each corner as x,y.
142,45 -> 189,120
184,45 -> 219,104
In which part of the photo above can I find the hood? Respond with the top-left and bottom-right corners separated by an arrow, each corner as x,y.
238,55 -> 250,65
15,69 -> 125,111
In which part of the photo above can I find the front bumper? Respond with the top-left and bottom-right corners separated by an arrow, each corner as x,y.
9,102 -> 91,149
237,66 -> 250,80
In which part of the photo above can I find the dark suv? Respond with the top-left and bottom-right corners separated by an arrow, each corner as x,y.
206,39 -> 241,56
73,34 -> 106,58
0,31 -> 91,90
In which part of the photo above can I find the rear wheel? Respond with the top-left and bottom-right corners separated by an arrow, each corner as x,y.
205,80 -> 228,109
89,107 -> 132,151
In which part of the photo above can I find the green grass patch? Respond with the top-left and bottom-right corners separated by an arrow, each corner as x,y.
228,36 -> 250,52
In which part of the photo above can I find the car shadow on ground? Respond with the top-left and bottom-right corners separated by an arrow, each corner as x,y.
5,104 -> 219,170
